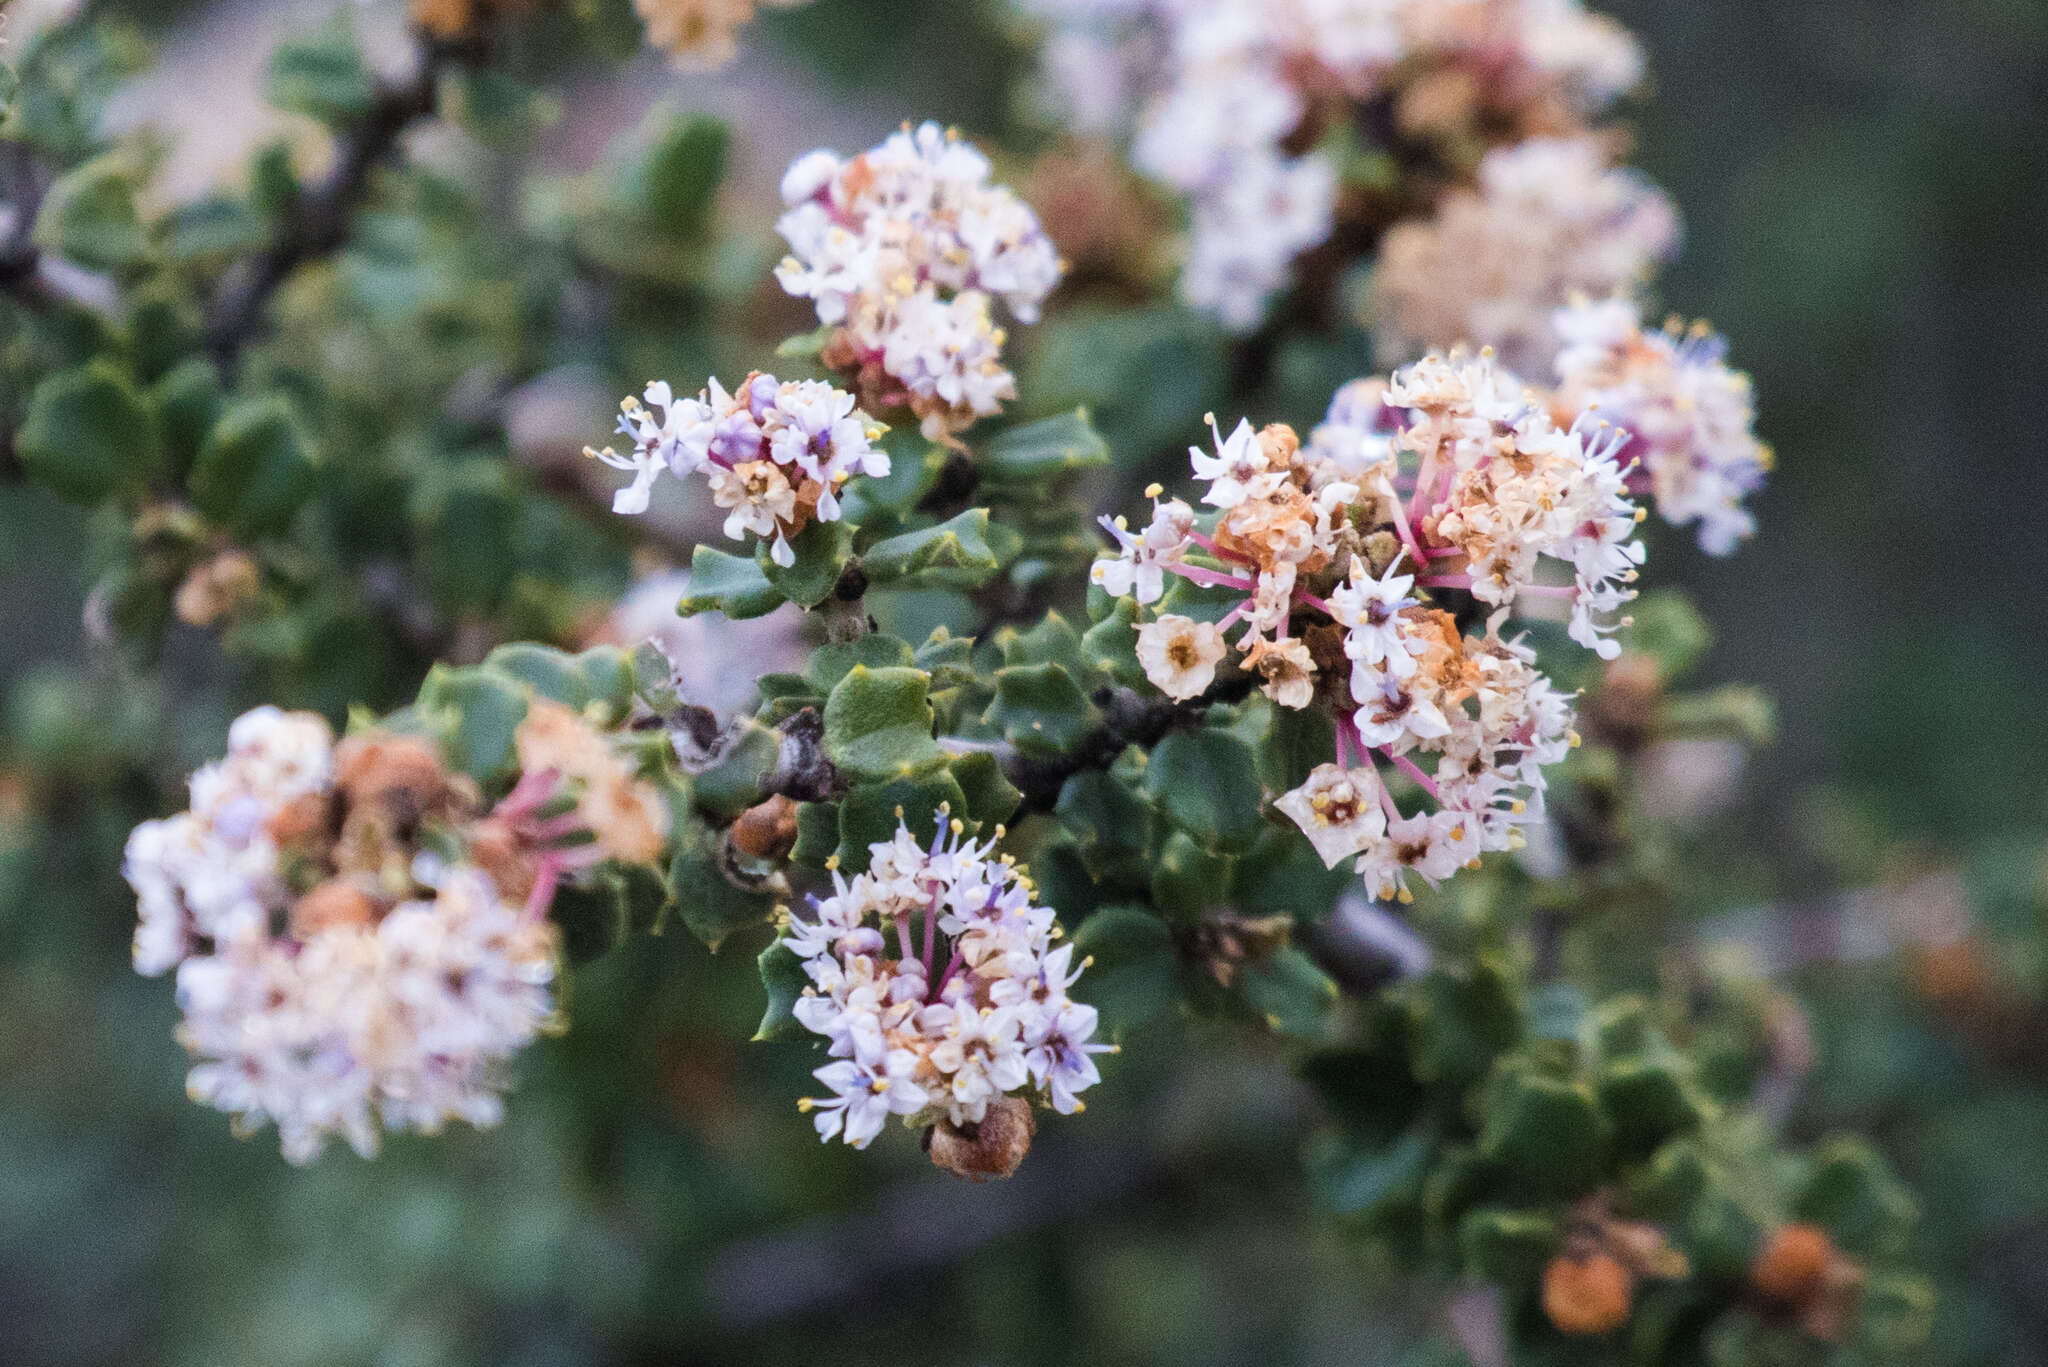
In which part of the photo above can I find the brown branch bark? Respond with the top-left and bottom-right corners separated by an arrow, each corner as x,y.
202,31 -> 473,370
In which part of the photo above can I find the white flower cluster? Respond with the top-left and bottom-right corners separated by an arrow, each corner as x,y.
1372,135 -> 1680,373
1092,351 -> 1644,900
1128,7 -> 1338,330
588,372 -> 887,566
1026,0 -> 1643,329
780,816 -> 1109,1148
122,709 -> 556,1163
1552,297 -> 1771,555
774,123 -> 1063,440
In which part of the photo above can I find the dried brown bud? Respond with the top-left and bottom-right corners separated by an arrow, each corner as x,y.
289,879 -> 379,938
1585,653 -> 1663,751
730,794 -> 800,862
1751,1224 -> 1835,1307
173,549 -> 262,628
265,791 -> 338,852
464,816 -> 539,906
924,1095 -> 1036,1182
1195,912 -> 1294,988
1542,1252 -> 1633,1337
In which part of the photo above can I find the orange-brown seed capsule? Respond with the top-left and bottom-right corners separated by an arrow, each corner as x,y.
1543,1251 -> 1634,1336
1752,1223 -> 1835,1306
925,1094 -> 1036,1182
731,794 -> 801,862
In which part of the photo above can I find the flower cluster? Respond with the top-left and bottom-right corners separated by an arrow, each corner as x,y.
1550,296 -> 1771,555
778,815 -> 1108,1153
1026,0 -> 1645,329
122,703 -> 667,1162
587,372 -> 887,566
632,0 -> 812,69
1093,350 -> 1645,900
1371,136 -> 1679,373
774,123 -> 1064,440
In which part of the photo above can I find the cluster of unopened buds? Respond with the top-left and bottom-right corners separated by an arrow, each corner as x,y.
775,121 -> 1063,440
1094,348 -> 1648,901
587,372 -> 888,565
777,813 -> 1109,1177
122,701 -> 667,1162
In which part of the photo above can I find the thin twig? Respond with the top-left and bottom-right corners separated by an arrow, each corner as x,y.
202,31 -> 471,370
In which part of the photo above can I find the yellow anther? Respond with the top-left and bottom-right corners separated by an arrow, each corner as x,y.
1144,482 -> 1164,499
796,1097 -> 816,1113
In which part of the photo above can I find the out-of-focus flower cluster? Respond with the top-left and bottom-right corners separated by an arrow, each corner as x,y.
122,702 -> 667,1162
631,0 -> 813,69
778,816 -> 1108,1156
587,372 -> 887,565
1019,0 -> 1648,332
1094,350 -> 1648,900
1372,135 -> 1678,374
1550,296 -> 1771,554
775,122 -> 1063,440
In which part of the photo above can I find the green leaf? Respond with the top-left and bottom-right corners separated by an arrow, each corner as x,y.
774,324 -> 835,359
33,154 -> 147,270
804,633 -> 915,691
1144,729 -> 1265,853
837,436 -> 940,525
157,196 -> 266,262
1458,1207 -> 1560,1286
1405,960 -> 1522,1089
268,26 -> 375,123
416,665 -> 530,783
754,941 -> 811,1041
822,666 -> 945,784
1240,945 -> 1340,1038
1624,591 -> 1712,680
983,408 -> 1111,483
861,509 -> 1003,589
984,662 -> 1098,756
189,395 -> 317,537
18,362 -> 162,504
1316,1127 -> 1435,1219
630,114 -> 727,240
1080,599 -> 1148,689
1149,830 -> 1233,922
551,862 -> 669,964
671,828 -> 775,950
1073,905 -> 1177,1035
1055,770 -> 1154,889
1478,1073 -> 1611,1196
948,751 -> 1022,828
912,627 -> 976,688
1794,1137 -> 1918,1260
836,773 -> 967,874
680,543 -> 786,619
483,643 -> 636,721
691,719 -> 780,821
1597,1060 -> 1704,1158
149,358 -> 224,476
758,518 -> 853,609
791,799 -> 840,866
441,66 -> 560,148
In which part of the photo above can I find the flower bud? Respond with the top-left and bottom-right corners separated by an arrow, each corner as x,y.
731,794 -> 800,862
1751,1223 -> 1834,1306
1542,1251 -> 1633,1336
289,879 -> 379,938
